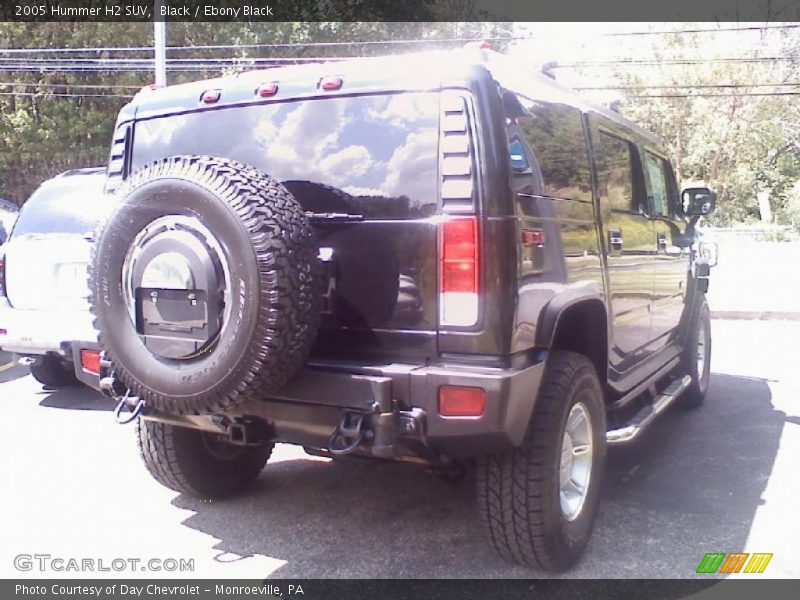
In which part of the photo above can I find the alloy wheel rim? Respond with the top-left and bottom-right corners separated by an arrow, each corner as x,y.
559,402 -> 593,521
696,325 -> 707,377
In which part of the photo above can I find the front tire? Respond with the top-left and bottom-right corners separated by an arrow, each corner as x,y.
477,351 -> 607,571
30,355 -> 77,388
678,299 -> 711,409
137,419 -> 272,498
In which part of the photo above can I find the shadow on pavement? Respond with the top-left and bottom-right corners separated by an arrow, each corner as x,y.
38,383 -> 113,411
171,372 -> 783,578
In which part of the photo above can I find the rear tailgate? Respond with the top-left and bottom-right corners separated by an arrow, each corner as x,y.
130,91 -> 447,361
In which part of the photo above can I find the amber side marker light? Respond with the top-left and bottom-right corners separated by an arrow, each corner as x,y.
256,82 -> 279,97
320,76 -> 343,91
439,386 -> 486,417
81,350 -> 101,375
201,89 -> 221,104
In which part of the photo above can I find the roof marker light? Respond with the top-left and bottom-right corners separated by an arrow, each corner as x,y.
463,41 -> 492,50
256,82 -> 279,97
320,76 -> 343,91
138,83 -> 162,94
201,89 -> 221,104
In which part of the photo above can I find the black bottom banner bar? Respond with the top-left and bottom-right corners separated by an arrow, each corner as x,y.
4,580 -> 800,600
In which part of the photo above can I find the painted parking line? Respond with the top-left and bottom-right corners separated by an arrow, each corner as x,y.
0,361 -> 16,373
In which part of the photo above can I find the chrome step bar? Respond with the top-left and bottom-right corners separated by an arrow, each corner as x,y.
606,375 -> 693,445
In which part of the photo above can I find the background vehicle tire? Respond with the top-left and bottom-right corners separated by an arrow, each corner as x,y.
30,355 -> 77,388
90,156 -> 320,415
137,419 -> 272,498
678,299 -> 711,409
476,351 -> 607,571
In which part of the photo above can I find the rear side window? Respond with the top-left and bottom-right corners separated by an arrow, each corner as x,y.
595,132 -> 634,212
11,174 -> 108,237
132,92 -> 441,219
644,152 -> 677,217
512,96 -> 592,202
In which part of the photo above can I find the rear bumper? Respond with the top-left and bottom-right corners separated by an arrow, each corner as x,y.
0,298 -> 96,357
134,356 -> 546,459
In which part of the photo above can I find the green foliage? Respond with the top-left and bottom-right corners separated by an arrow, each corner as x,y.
609,27 -> 800,230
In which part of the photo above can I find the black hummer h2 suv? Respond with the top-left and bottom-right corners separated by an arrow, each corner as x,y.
80,48 -> 716,571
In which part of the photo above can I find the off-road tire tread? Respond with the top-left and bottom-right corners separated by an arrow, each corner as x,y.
136,418 -> 272,498
678,298 -> 711,409
90,155 -> 320,415
476,351 -> 605,571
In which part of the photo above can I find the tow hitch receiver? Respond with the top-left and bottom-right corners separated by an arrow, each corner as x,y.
212,416 -> 269,446
327,411 -> 366,456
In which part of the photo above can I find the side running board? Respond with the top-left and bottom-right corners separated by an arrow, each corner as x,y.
606,375 -> 693,445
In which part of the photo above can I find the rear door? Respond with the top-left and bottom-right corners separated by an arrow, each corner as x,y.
591,118 -> 655,370
642,150 -> 688,348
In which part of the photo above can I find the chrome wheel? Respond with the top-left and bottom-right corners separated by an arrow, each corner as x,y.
696,325 -> 707,377
559,402 -> 593,521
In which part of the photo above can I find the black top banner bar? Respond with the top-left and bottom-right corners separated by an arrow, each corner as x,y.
1,0 -> 800,22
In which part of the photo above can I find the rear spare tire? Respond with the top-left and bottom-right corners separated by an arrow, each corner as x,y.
90,156 -> 320,415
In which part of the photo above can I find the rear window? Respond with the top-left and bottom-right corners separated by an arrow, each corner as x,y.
132,92 -> 441,219
595,131 -> 634,212
11,174 -> 108,237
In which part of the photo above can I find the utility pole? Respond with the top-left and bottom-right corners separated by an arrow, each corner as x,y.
153,1 -> 167,86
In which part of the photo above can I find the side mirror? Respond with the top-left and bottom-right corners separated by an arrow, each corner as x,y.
681,187 -> 717,217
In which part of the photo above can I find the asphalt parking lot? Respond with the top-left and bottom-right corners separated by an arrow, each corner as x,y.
0,319 -> 798,579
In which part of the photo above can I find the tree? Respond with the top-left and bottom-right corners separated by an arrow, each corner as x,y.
605,26 -> 800,228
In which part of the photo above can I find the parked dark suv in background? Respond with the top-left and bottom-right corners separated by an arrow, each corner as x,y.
82,47 -> 715,571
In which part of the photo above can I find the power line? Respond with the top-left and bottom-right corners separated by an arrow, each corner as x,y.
553,56 -> 798,68
0,82 -> 142,90
625,91 -> 800,98
603,24 -> 800,37
0,55 -> 794,75
576,82 -> 800,90
0,56 -> 350,63
0,91 -> 133,98
0,65 -> 224,73
0,24 -> 798,55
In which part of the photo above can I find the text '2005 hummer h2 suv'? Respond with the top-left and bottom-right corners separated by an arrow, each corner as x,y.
82,48 -> 716,571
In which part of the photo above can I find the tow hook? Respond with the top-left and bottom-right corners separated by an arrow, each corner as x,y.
327,411 -> 366,456
99,354 -> 147,425
113,393 -> 145,425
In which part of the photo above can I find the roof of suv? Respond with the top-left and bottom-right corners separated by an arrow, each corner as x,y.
124,48 -> 660,146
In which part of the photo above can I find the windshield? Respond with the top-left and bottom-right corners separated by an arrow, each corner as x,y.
131,92 -> 441,219
11,173 -> 110,237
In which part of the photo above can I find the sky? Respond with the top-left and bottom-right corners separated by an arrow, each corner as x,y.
505,22 -> 794,103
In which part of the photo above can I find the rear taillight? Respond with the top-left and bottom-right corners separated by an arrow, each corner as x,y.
439,216 -> 479,327
0,255 -> 5,297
